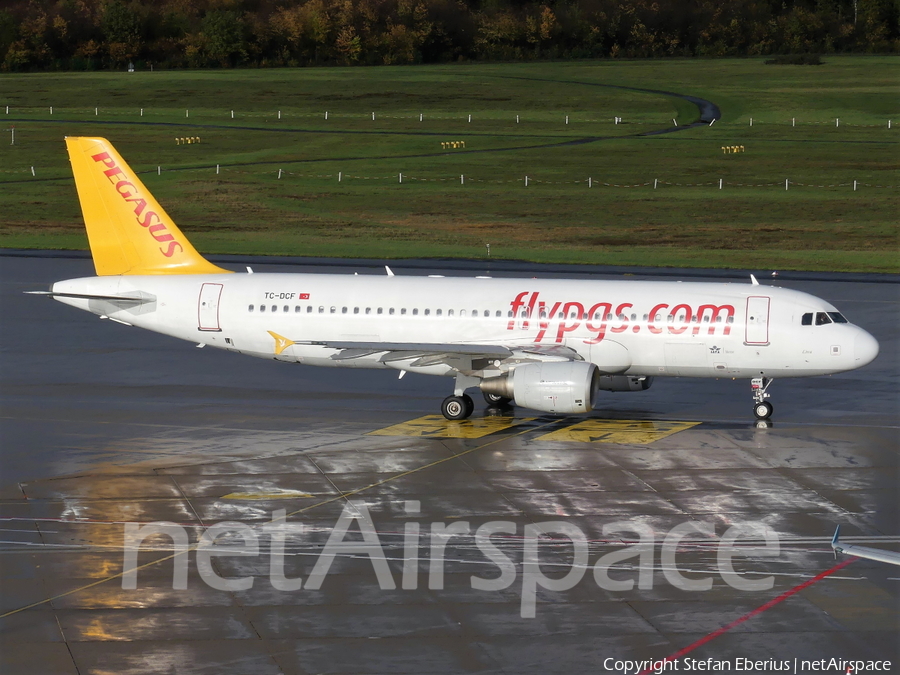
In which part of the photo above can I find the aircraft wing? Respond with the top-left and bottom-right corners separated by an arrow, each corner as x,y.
832,526 -> 900,566
295,340 -> 583,365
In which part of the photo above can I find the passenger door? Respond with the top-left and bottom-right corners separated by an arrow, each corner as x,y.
198,283 -> 223,332
745,296 -> 770,345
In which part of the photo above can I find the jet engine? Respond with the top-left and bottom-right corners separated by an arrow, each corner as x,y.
480,362 -> 600,413
596,375 -> 653,392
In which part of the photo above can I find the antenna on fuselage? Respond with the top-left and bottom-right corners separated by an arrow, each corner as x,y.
385,266 -> 395,277
750,274 -> 759,286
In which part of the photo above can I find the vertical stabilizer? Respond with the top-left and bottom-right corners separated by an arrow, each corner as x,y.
65,137 -> 230,276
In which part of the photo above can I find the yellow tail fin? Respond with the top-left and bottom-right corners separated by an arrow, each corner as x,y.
66,137 -> 230,276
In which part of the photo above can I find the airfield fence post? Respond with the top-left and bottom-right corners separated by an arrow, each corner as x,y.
338,172 -> 342,182
836,118 -> 839,127
140,108 -> 143,116
468,114 -> 472,123
785,179 -> 788,190
278,110 -> 281,119
216,164 -> 219,175
95,107 -> 98,116
749,117 -> 752,126
399,173 -> 402,184
186,110 -> 188,118
157,166 -> 161,175
654,179 -> 658,189
719,179 -> 723,190
278,169 -> 282,179
325,111 -> 328,120
231,110 -> 234,119
460,175 -> 464,185
889,120 -> 892,129
50,106 -> 53,115
566,115 -> 569,125
588,177 -> 592,188
372,112 -> 375,121
516,115 -> 519,123
420,113 -> 423,122
31,166 -> 34,176
525,175 -> 529,187
672,118 -> 677,127
792,118 -> 795,127
853,180 -> 857,191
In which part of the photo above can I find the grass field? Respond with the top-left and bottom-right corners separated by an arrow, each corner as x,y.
1,56 -> 897,272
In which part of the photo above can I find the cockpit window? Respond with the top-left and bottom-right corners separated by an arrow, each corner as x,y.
815,312 -> 832,325
801,313 -> 812,326
828,312 -> 848,324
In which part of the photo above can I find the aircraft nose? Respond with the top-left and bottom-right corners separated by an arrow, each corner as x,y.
853,329 -> 879,366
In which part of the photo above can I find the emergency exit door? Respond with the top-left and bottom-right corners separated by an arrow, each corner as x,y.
745,296 -> 770,345
198,283 -> 223,332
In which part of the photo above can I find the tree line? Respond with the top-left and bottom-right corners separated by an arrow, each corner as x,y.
1,0 -> 897,71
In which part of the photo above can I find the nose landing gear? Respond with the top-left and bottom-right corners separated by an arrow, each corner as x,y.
751,377 -> 774,419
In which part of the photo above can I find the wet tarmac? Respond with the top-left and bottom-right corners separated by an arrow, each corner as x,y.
1,254 -> 898,675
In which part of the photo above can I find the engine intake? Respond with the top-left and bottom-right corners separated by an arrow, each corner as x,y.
481,361 -> 600,413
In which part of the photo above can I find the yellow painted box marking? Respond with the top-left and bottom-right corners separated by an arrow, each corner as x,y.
369,415 -> 532,439
538,419 -> 700,444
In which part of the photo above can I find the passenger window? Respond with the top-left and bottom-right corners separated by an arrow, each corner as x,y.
413,309 -> 419,316
606,313 -> 613,321
642,314 -> 648,321
319,306 -> 324,313
260,305 -> 266,313
424,309 -> 430,316
816,312 -> 832,325
484,310 -> 490,317
307,306 -> 313,313
389,308 -> 395,315
508,311 -> 513,318
448,309 -> 454,316
715,316 -> 721,323
365,308 -> 371,315
496,310 -> 502,317
284,305 -> 289,313
631,314 -> 637,321
801,313 -> 813,326
460,310 -> 466,317
271,305 -> 277,312
828,312 -> 848,323
342,307 -> 348,314
401,309 -> 407,315
330,307 -> 336,314
248,305 -> 254,312
541,311 -> 547,319
294,306 -> 301,313
353,307 -> 359,314
436,309 -> 442,316
473,311 -> 479,319
377,308 -> 383,315
727,316 -> 734,324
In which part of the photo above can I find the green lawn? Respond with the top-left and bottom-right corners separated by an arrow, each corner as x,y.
1,56 -> 897,272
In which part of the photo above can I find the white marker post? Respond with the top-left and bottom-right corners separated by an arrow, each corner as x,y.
158,166 -> 161,175
889,120 -> 892,129
338,172 -> 342,182
140,108 -> 143,116
50,106 -> 53,115
8,127 -> 14,145
468,114 -> 472,123
399,173 -> 402,184
325,111 -> 328,120
565,115 -> 569,125
420,113 -> 423,122
792,117 -> 795,127
278,169 -> 282,179
654,179 -> 658,189
5,106 -> 8,114
216,164 -> 220,175
785,179 -> 789,190
749,117 -> 753,126
672,118 -> 677,127
186,110 -> 189,118
95,107 -> 98,116
853,180 -> 857,191
588,177 -> 592,188
372,112 -> 375,121
516,115 -> 519,124
836,118 -> 839,127
460,175 -> 464,185
31,166 -> 35,176
231,110 -> 234,119
719,178 -> 723,190
525,176 -> 529,187
709,118 -> 715,126
278,110 -> 281,119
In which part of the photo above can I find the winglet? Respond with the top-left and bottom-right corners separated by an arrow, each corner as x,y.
268,331 -> 295,355
832,525 -> 841,552
750,274 -> 760,286
65,137 -> 230,276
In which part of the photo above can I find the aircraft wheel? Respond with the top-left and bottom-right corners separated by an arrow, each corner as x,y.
753,401 -> 773,420
442,395 -> 472,421
462,394 -> 475,417
483,392 -> 512,407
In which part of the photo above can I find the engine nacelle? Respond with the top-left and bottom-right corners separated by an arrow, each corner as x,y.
481,361 -> 600,413
596,375 -> 653,392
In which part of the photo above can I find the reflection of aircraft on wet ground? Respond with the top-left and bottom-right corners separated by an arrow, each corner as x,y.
32,137 -> 880,421
832,526 -> 900,566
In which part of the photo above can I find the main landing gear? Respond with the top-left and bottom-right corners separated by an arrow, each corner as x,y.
751,377 -> 774,420
441,394 -> 474,421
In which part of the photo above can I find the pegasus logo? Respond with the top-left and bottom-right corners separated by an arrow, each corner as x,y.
90,152 -> 184,258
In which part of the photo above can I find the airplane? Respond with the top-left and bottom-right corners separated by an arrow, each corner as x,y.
832,526 -> 900,566
30,137 -> 880,422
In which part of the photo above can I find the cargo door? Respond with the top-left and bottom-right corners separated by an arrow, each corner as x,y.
745,296 -> 770,345
198,283 -> 223,332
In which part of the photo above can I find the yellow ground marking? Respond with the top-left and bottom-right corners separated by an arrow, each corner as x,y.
0,418 -> 558,619
538,419 -> 700,444
221,489 -> 313,500
369,414 -> 534,439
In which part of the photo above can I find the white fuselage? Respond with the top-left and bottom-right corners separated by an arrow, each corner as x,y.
50,272 -> 879,381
